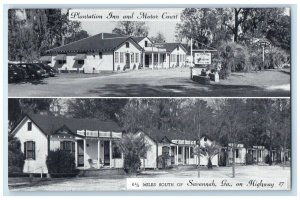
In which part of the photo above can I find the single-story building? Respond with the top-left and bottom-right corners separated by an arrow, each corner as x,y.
41,33 -> 188,73
10,114 -> 218,174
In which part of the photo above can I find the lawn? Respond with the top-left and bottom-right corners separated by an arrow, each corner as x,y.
8,68 -> 290,97
9,165 -> 291,191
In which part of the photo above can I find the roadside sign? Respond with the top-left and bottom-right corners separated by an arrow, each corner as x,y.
194,52 -> 211,64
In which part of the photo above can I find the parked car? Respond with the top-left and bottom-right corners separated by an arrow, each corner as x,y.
35,63 -> 57,77
17,63 -> 47,80
8,63 -> 28,83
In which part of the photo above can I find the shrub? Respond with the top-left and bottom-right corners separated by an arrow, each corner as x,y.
218,42 -> 250,78
133,64 -> 136,70
119,133 -> 150,174
46,150 -> 79,178
8,135 -> 25,177
265,154 -> 272,165
157,152 -> 170,169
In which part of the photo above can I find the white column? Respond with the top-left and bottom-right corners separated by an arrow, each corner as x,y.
97,139 -> 100,169
151,53 -> 154,69
109,140 -> 112,168
176,145 -> 179,165
183,146 -> 185,165
188,146 -> 191,165
143,52 -> 145,68
83,138 -> 86,169
158,53 -> 160,68
75,140 -> 78,167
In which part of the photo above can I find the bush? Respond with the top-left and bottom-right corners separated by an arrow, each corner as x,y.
123,152 -> 141,174
8,135 -> 25,177
46,150 -> 79,178
218,42 -> 250,78
157,153 -> 170,169
265,154 -> 272,165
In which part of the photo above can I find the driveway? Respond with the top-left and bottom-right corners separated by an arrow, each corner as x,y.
9,165 -> 291,191
8,68 -> 290,97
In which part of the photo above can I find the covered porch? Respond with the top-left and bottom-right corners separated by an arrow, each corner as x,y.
75,130 -> 123,170
143,47 -> 168,69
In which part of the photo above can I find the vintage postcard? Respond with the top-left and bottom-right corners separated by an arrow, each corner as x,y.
5,6 -> 293,194
7,8 -> 291,97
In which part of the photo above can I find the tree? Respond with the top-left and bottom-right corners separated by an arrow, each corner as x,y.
119,132 -> 150,174
64,30 -> 90,45
217,99 -> 247,177
203,142 -> 220,169
151,32 -> 166,43
8,135 -> 25,176
112,21 -> 149,36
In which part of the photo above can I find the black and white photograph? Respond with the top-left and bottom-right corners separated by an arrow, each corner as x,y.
4,4 -> 295,196
7,8 -> 291,97
8,98 -> 291,191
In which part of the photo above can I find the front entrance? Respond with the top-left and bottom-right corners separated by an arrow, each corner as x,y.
77,140 -> 84,167
103,141 -> 110,166
125,53 -> 130,69
176,55 -> 179,66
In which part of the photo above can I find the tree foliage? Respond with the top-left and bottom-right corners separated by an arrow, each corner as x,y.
112,21 -> 149,36
8,135 -> 25,176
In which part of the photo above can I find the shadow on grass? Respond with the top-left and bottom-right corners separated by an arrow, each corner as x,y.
88,82 -> 289,97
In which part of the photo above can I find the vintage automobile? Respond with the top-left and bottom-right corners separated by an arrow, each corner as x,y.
8,63 -> 28,83
35,63 -> 57,77
17,63 -> 48,80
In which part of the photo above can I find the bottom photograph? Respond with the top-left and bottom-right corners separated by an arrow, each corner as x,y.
8,98 -> 291,191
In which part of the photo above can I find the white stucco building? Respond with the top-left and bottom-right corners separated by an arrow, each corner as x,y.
40,33 -> 188,73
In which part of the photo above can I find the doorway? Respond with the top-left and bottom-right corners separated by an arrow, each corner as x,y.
103,141 -> 110,166
77,140 -> 84,167
125,53 -> 130,69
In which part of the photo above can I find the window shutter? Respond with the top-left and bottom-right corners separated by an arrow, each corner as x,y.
33,142 -> 36,160
24,142 -> 27,159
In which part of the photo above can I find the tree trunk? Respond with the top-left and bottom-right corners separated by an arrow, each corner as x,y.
197,154 -> 201,178
233,9 -> 239,42
232,144 -> 236,178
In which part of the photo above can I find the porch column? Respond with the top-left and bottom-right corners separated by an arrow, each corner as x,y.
97,139 -> 100,169
188,146 -> 191,165
176,145 -> 179,165
158,53 -> 160,68
183,146 -> 185,165
143,52 -> 145,68
151,52 -> 154,69
109,140 -> 112,168
75,140 -> 78,167
83,138 -> 86,169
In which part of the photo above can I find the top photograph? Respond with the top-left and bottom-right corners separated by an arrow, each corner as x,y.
7,8 -> 291,97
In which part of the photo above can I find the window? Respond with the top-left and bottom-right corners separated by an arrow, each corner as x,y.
24,141 -> 35,160
190,147 -> 194,158
126,42 -> 130,48
58,60 -> 66,64
99,52 -> 102,59
115,52 -> 119,63
112,141 -> 122,159
78,60 -> 84,65
120,53 -> 124,63
145,41 -> 148,47
27,122 -> 32,131
135,53 -> 139,63
60,141 -> 75,156
235,149 -> 239,158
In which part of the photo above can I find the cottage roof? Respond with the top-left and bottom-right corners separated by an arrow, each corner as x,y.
144,129 -> 199,143
45,33 -> 143,54
13,114 -> 122,136
158,43 -> 188,53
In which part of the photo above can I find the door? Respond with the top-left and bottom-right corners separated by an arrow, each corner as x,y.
77,140 -> 84,167
125,53 -> 130,69
103,141 -> 110,166
176,55 -> 179,66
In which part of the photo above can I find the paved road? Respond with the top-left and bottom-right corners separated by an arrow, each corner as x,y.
8,68 -> 290,97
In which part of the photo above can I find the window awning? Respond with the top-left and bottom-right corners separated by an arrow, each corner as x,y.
40,56 -> 52,62
74,54 -> 87,60
54,54 -> 66,61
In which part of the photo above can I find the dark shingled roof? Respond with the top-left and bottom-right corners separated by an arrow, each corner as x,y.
46,33 -> 142,54
144,129 -> 198,143
26,113 -> 122,136
158,43 -> 188,53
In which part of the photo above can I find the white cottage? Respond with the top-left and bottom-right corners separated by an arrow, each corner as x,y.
41,33 -> 188,73
10,114 -> 218,175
